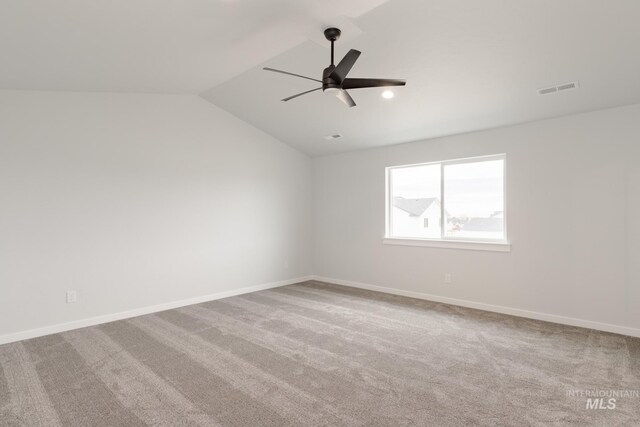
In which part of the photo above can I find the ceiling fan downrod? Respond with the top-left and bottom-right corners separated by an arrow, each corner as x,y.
324,27 -> 341,66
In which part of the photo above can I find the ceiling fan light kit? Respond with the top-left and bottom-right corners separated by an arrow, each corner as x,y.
263,27 -> 406,108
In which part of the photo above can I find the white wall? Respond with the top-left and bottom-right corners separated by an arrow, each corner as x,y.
313,104 -> 640,332
0,90 -> 312,339
2,91 -> 639,341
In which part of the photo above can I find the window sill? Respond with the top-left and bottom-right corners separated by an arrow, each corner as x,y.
383,237 -> 511,252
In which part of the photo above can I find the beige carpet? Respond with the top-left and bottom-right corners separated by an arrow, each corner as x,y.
1,280 -> 639,426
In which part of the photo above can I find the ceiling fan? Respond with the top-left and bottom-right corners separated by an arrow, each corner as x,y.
263,27 -> 406,108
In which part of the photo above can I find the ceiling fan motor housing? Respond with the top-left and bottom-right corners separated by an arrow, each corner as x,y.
322,65 -> 340,92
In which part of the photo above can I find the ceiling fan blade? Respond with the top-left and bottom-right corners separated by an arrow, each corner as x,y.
342,78 -> 406,90
281,87 -> 322,102
329,49 -> 361,84
335,89 -> 356,108
263,67 -> 322,83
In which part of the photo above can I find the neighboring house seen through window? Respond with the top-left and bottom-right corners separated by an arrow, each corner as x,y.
386,154 -> 506,243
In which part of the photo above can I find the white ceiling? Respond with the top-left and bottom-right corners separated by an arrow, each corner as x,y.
0,0 -> 387,93
3,0 -> 640,157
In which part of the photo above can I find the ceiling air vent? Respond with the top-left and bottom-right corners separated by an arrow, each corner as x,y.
324,134 -> 343,140
538,81 -> 579,96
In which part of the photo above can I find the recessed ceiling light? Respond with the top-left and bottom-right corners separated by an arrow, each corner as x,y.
382,90 -> 394,99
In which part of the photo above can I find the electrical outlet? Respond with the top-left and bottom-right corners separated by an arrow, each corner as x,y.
66,290 -> 78,303
444,273 -> 452,284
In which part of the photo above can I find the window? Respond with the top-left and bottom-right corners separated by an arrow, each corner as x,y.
386,154 -> 507,247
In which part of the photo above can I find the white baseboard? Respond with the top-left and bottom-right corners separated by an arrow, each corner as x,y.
5,274 -> 637,345
310,275 -> 640,338
0,276 -> 312,346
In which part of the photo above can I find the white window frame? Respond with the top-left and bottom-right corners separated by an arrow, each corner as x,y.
384,154 -> 510,252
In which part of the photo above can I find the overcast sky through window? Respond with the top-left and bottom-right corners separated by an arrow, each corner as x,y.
392,160 -> 503,218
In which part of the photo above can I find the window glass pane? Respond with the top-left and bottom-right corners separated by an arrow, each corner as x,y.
443,159 -> 504,240
390,164 -> 441,238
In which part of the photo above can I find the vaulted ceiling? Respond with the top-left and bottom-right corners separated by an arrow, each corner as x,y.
3,0 -> 640,156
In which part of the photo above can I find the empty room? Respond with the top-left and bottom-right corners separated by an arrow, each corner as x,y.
1,0 -> 639,426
